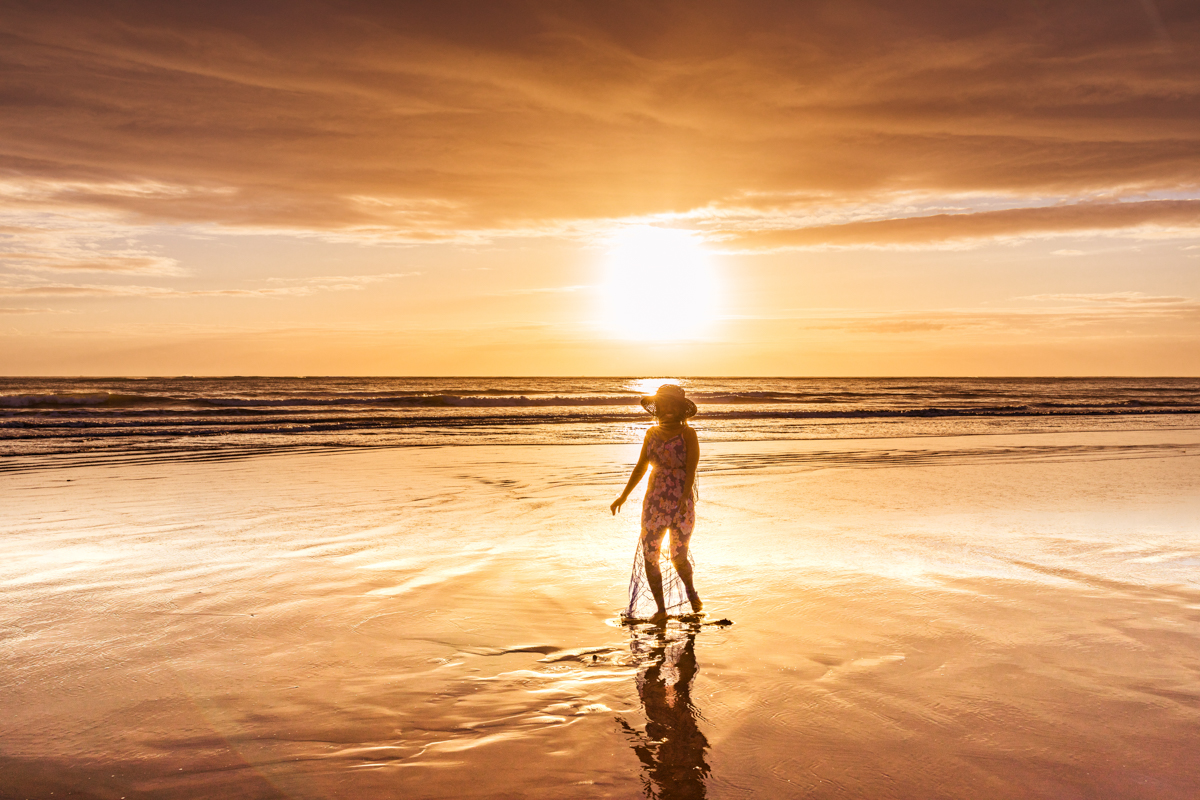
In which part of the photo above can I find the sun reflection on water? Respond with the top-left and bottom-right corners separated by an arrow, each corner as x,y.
626,378 -> 688,396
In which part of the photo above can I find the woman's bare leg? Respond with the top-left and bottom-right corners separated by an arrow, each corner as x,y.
642,533 -> 668,621
672,547 -> 702,613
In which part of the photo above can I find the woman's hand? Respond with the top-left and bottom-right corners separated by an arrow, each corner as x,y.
677,495 -> 689,514
611,495 -> 627,515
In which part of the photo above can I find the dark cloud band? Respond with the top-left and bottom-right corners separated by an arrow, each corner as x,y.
0,0 -> 1197,241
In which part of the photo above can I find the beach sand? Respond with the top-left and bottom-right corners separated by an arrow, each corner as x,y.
3,427 -> 1199,799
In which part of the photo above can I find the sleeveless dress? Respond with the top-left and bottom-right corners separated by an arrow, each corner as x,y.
623,428 -> 698,619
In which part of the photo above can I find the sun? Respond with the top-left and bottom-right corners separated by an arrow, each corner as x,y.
599,226 -> 719,341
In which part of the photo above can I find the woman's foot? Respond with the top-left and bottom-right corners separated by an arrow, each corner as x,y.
648,609 -> 669,625
686,588 -> 703,613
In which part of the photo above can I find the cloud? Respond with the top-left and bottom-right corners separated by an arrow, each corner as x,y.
264,272 -> 421,290
741,292 -> 1200,337
0,272 -> 417,298
0,249 -> 181,274
0,306 -> 57,314
722,200 -> 1200,250
1019,291 -> 1195,305
0,0 -> 1197,245
0,283 -> 289,298
0,212 -> 183,274
498,284 -> 592,296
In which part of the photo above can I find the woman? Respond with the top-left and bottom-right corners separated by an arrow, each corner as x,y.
611,384 -> 702,622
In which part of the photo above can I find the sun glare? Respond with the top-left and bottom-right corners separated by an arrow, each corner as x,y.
600,226 -> 719,341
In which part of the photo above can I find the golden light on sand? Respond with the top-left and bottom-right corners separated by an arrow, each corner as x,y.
600,227 -> 718,341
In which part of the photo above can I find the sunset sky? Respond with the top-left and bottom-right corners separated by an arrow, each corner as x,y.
1,0 -> 1198,375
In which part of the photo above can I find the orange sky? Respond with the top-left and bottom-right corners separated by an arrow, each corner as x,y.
1,0 -> 1198,375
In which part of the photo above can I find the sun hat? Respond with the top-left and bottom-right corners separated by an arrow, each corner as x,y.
640,384 -> 697,418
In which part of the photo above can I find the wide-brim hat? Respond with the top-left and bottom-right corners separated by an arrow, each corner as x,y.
640,384 -> 697,417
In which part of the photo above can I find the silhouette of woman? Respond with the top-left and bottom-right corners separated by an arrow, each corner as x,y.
611,384 -> 702,622
618,627 -> 711,799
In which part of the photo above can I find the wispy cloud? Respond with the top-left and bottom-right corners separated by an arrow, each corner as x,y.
497,284 -> 592,296
264,272 -> 421,290
733,293 -> 1200,337
0,249 -> 181,274
0,212 -> 183,274
0,272 -> 418,299
0,283 -> 294,298
720,201 -> 1200,251
0,306 -> 58,314
1018,292 -> 1195,306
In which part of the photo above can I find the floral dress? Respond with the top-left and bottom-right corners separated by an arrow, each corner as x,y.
624,427 -> 698,619
640,429 -> 696,559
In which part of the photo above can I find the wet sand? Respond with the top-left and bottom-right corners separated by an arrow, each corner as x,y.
3,428 -> 1199,799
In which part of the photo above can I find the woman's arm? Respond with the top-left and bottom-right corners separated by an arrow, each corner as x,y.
678,427 -> 699,510
611,431 -> 653,515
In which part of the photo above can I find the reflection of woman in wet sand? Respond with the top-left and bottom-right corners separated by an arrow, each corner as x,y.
619,628 -> 711,800
611,385 -> 702,623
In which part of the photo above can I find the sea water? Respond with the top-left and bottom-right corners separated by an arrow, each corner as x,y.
2,376 -> 1197,466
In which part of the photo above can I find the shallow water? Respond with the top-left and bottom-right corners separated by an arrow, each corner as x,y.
2,429 -> 1200,798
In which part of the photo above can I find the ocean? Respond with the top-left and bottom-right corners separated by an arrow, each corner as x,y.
3,377 -> 1198,467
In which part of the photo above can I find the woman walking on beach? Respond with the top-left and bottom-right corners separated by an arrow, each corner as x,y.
612,384 -> 702,623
